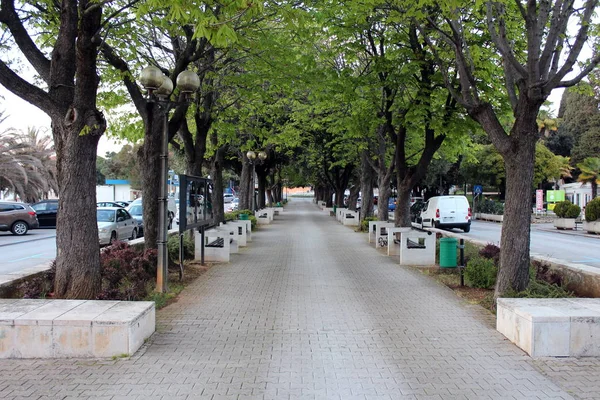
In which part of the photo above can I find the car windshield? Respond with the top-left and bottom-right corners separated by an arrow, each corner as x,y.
97,210 -> 115,222
128,205 -> 142,216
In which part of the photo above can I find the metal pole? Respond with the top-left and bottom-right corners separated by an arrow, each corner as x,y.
156,107 -> 169,293
251,163 -> 256,212
200,225 -> 205,266
459,238 -> 465,287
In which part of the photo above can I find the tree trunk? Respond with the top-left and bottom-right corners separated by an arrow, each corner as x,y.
239,158 -> 252,210
396,183 -> 412,227
377,174 -> 392,221
53,117 -> 104,299
494,135 -> 537,297
257,173 -> 267,209
360,150 -> 376,220
138,104 -> 163,250
347,185 -> 360,211
210,147 -> 226,224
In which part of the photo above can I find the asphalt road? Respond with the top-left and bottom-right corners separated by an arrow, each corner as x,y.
0,229 -> 56,275
458,220 -> 600,267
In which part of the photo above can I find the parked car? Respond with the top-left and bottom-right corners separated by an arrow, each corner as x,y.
97,201 -> 125,208
126,204 -> 144,236
129,197 -> 176,229
388,197 -> 397,212
410,199 -> 426,222
0,201 -> 39,235
231,197 -> 239,211
419,195 -> 471,232
223,193 -> 235,203
115,201 -> 131,207
97,207 -> 138,245
30,199 -> 58,227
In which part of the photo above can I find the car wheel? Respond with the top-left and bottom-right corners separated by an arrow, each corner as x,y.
434,221 -> 441,229
130,228 -> 137,240
463,225 -> 471,233
109,231 -> 117,244
11,221 -> 28,236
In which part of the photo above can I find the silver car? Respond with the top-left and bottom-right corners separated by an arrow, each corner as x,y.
97,207 -> 138,245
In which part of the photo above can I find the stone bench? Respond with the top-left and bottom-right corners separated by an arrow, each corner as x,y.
255,209 -> 273,224
222,221 -> 247,247
399,230 -> 435,266
343,210 -> 359,226
497,298 -> 600,357
236,219 -> 252,242
272,206 -> 284,215
0,299 -> 155,359
195,229 -> 231,262
386,227 -> 412,256
375,222 -> 395,248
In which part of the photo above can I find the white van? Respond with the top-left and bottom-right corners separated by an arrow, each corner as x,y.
419,195 -> 471,232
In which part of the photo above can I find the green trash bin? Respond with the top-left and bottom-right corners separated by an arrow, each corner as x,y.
333,205 -> 337,214
439,237 -> 458,268
239,213 -> 249,220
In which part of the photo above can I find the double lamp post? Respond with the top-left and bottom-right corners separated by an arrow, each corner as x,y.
139,66 -> 200,293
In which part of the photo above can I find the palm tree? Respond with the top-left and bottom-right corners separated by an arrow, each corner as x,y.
0,114 -> 57,202
577,157 -> 600,199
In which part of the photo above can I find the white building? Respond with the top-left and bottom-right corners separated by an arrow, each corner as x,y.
561,182 -> 595,209
96,179 -> 140,202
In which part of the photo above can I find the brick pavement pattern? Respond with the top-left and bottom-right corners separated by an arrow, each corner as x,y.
1,198 -> 599,399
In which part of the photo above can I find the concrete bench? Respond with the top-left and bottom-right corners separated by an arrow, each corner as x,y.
318,201 -> 326,209
272,206 -> 284,215
213,226 -> 239,253
336,208 -> 345,222
255,209 -> 273,225
323,207 -> 334,216
375,223 -> 395,248
399,230 -> 435,266
0,299 -> 155,359
497,298 -> 600,357
386,227 -> 412,256
343,210 -> 359,226
195,229 -> 231,262
222,221 -> 247,247
236,219 -> 252,242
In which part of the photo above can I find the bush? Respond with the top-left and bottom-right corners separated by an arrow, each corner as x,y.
226,209 -> 257,229
360,216 -> 377,232
167,234 -> 194,264
464,256 -> 497,289
479,243 -> 501,265
19,261 -> 56,298
479,199 -> 504,215
585,197 -> 600,222
554,200 -> 581,218
97,241 -> 157,301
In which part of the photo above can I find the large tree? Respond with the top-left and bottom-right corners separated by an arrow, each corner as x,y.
422,0 -> 600,297
0,0 -> 107,298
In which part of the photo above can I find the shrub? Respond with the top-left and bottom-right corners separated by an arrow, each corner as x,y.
585,197 -> 600,222
97,242 -> 157,301
554,200 -> 581,218
360,216 -> 377,232
464,256 -> 497,289
19,261 -> 56,298
479,243 -> 500,266
479,199 -> 504,215
227,209 -> 258,229
167,234 -> 194,264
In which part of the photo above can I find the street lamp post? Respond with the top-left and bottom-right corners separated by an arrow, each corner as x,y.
140,66 -> 199,293
246,150 -> 267,212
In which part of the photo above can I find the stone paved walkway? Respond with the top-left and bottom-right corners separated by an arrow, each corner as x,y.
1,198 -> 600,399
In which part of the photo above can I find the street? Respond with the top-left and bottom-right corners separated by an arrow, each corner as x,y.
460,220 -> 600,267
0,229 -> 56,275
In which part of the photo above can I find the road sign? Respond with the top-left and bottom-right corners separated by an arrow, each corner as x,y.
474,185 -> 483,195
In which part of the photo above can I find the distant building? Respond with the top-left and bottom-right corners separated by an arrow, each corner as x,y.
96,179 -> 140,202
561,182 -> 595,209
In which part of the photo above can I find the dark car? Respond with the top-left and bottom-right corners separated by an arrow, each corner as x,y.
0,201 -> 39,235
97,201 -> 125,208
410,200 -> 426,223
126,204 -> 144,236
30,199 -> 58,227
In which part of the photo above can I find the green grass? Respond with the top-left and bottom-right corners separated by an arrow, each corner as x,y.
145,282 -> 185,309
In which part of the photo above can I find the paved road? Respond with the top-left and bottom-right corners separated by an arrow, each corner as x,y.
2,198 -> 599,399
459,221 -> 600,267
0,229 -> 56,275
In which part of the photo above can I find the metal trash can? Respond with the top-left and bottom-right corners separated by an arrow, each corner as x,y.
333,205 -> 337,214
239,213 -> 249,220
439,237 -> 457,268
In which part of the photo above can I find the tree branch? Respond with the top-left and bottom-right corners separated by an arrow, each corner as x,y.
0,59 -> 54,114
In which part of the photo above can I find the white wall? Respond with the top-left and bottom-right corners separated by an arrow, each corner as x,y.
114,185 -> 132,201
96,185 -> 114,202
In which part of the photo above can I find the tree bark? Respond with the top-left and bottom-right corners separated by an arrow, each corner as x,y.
396,182 -> 412,227
210,146 -> 226,224
347,184 -> 360,211
138,104 -> 164,250
360,150 -> 376,220
239,156 -> 252,210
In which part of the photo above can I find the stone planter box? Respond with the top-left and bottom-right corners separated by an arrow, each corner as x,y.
583,220 -> 600,234
554,218 -> 576,230
475,213 -> 504,222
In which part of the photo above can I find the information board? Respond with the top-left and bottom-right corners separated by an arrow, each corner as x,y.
178,175 -> 213,232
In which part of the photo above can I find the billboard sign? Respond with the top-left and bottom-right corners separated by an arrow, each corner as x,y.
536,189 -> 544,211
178,175 -> 213,232
546,190 -> 565,203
